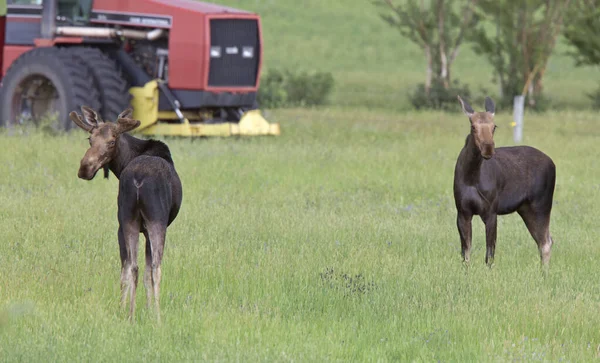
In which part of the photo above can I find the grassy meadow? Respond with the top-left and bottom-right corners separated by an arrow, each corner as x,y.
1,0 -> 600,361
1,108 -> 600,361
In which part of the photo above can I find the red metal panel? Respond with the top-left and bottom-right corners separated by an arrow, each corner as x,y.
2,45 -> 32,76
91,0 -> 262,91
151,0 -> 252,14
92,0 -> 207,90
93,0 -> 253,15
168,8 -> 207,90
6,16 -> 40,23
0,16 -> 5,73
34,37 -> 84,47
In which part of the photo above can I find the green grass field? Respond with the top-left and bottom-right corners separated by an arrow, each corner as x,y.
213,0 -> 598,110
1,0 -> 599,361
1,107 -> 600,361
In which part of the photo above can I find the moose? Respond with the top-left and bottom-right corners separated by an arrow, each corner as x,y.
70,106 -> 182,321
453,96 -> 556,267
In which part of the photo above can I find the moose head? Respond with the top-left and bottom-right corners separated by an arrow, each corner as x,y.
69,107 -> 140,180
457,96 -> 497,159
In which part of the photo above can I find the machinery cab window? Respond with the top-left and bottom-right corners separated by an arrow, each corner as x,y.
8,0 -> 92,23
57,0 -> 92,23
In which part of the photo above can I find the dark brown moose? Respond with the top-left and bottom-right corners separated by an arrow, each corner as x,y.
70,106 -> 182,321
453,96 -> 555,267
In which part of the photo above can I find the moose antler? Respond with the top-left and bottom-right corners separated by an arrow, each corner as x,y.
69,111 -> 94,132
115,107 -> 140,134
81,106 -> 103,126
118,108 -> 134,120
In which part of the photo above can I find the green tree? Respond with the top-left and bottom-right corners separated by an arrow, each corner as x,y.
373,0 -> 479,96
471,0 -> 571,109
563,1 -> 600,108
563,1 -> 600,67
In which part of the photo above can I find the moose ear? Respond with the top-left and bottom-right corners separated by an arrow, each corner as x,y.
457,95 -> 475,118
116,117 -> 141,134
484,96 -> 495,116
81,106 -> 102,126
118,108 -> 133,120
69,111 -> 93,132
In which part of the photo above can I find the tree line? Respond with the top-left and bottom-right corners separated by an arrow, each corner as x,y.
373,0 -> 597,111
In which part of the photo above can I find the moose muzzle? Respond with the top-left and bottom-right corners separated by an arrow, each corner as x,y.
78,154 -> 102,180
481,142 -> 495,159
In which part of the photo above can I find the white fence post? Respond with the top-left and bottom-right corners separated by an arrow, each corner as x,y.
513,95 -> 525,144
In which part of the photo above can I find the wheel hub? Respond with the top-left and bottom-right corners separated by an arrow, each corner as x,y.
11,75 -> 60,127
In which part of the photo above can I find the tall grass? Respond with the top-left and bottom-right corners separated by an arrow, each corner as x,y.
1,108 -> 599,360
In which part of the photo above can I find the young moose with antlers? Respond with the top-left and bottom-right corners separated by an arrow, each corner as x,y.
70,106 -> 182,321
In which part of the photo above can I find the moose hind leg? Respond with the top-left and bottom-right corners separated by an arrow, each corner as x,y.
118,226 -> 129,310
121,220 -> 140,320
457,212 -> 473,263
143,230 -> 154,309
518,205 -> 553,267
146,222 -> 167,321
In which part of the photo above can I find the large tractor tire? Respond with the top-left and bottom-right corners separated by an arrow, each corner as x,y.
0,47 -> 100,130
66,47 -> 130,122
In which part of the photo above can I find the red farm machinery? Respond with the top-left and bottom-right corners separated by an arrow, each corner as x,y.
0,0 -> 280,137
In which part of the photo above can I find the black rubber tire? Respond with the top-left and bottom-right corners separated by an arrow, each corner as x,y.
65,47 -> 130,122
0,47 -> 100,130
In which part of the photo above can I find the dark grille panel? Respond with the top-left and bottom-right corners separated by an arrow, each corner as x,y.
208,19 -> 260,87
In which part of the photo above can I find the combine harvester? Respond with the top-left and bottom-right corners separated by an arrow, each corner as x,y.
0,0 -> 280,137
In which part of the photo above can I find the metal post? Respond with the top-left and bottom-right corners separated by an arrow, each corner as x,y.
513,95 -> 525,143
41,0 -> 56,39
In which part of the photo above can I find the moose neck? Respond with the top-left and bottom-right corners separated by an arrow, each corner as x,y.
458,133 -> 484,184
107,133 -> 150,179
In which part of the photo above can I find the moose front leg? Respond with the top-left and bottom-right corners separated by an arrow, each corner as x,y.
482,213 -> 498,266
457,212 -> 473,264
